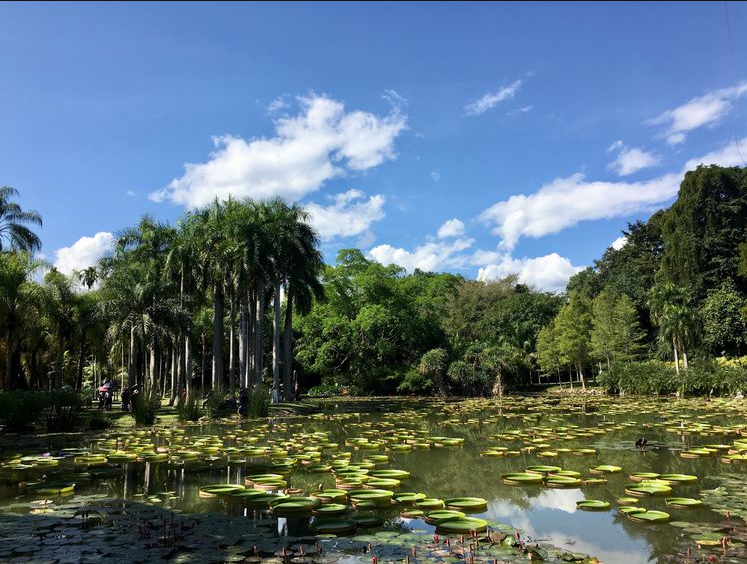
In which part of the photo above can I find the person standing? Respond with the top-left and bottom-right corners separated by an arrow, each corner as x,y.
121,387 -> 131,411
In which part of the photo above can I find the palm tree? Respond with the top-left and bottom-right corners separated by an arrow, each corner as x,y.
0,186 -> 42,252
649,282 -> 695,374
0,251 -> 42,389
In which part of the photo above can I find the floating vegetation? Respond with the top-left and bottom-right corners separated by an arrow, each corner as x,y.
4,394 -> 747,562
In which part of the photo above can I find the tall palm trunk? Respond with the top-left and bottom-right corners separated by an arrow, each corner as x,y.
183,334 -> 191,398
228,289 -> 237,396
272,280 -> 281,402
673,336 -> 680,375
254,273 -> 264,385
128,326 -> 137,388
169,342 -> 178,406
283,286 -> 293,401
248,289 -> 255,385
212,282 -> 224,390
577,364 -> 586,390
76,340 -> 86,391
149,342 -> 157,390
239,297 -> 248,389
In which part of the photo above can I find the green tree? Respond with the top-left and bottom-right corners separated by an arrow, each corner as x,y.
700,281 -> 746,357
590,291 -> 618,369
649,282 -> 697,374
614,294 -> 647,363
0,186 -> 42,252
536,321 -> 562,384
555,292 -> 592,389
418,348 -> 449,394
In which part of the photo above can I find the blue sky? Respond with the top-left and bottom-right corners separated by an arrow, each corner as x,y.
2,1 -> 747,291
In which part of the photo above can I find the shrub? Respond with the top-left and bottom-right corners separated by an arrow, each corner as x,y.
396,369 -> 434,395
87,411 -> 112,430
177,393 -> 202,422
45,391 -> 83,432
203,388 -> 224,419
245,384 -> 270,418
0,391 -> 48,431
131,386 -> 161,425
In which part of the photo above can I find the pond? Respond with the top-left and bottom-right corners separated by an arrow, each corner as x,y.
2,394 -> 747,563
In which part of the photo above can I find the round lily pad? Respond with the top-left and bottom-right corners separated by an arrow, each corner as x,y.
435,517 -> 488,534
576,500 -> 610,511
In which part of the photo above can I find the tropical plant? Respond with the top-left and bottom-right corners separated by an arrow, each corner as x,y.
0,186 -> 42,252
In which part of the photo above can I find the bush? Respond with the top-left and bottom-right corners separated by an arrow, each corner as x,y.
45,391 -> 83,432
397,369 -> 434,395
0,391 -> 49,431
131,386 -> 161,425
245,384 -> 270,418
177,393 -> 202,422
87,411 -> 112,430
598,362 -> 677,395
203,388 -> 224,419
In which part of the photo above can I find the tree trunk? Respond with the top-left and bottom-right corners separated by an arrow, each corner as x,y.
283,285 -> 293,401
228,289 -> 237,396
569,367 -> 573,391
183,334 -> 191,399
128,326 -> 136,388
212,282 -> 224,390
673,336 -> 680,375
200,334 -> 206,392
169,343 -> 178,406
578,364 -> 586,391
76,339 -> 86,391
239,297 -> 248,389
248,289 -> 255,385
254,273 -> 264,385
149,342 -> 157,390
682,344 -> 688,370
272,280 -> 281,402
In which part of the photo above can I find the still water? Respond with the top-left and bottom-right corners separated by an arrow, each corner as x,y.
1,395 -> 746,563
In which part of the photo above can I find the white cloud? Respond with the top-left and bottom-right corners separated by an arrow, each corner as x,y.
430,170 -> 441,182
476,252 -> 584,293
437,218 -> 465,238
381,89 -> 408,109
607,141 -> 659,176
480,172 -> 681,249
611,236 -> 628,250
369,237 -> 474,273
126,190 -> 136,197
266,95 -> 289,113
479,137 -> 747,251
306,189 -> 386,241
465,80 -> 522,115
684,136 -> 747,171
650,82 -> 747,144
151,95 -> 407,208
54,232 -> 114,276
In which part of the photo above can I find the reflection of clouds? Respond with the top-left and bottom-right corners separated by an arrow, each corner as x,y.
486,499 -> 651,564
535,488 -> 584,513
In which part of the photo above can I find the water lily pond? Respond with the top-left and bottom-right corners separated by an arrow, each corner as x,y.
3,395 -> 747,563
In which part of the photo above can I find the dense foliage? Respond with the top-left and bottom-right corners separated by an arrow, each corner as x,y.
1,163 -> 746,403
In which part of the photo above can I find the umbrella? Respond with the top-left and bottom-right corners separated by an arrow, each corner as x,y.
98,385 -> 111,392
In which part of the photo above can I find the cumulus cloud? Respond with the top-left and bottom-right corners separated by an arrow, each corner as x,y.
369,237 -> 474,273
305,189 -> 386,241
480,172 -> 682,249
151,95 -> 407,208
476,252 -> 584,293
465,80 -> 522,115
607,141 -> 659,176
54,232 -> 114,275
266,95 -> 289,113
479,137 -> 747,250
437,218 -> 465,239
650,82 -> 747,144
611,236 -> 628,250
684,136 -> 747,171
